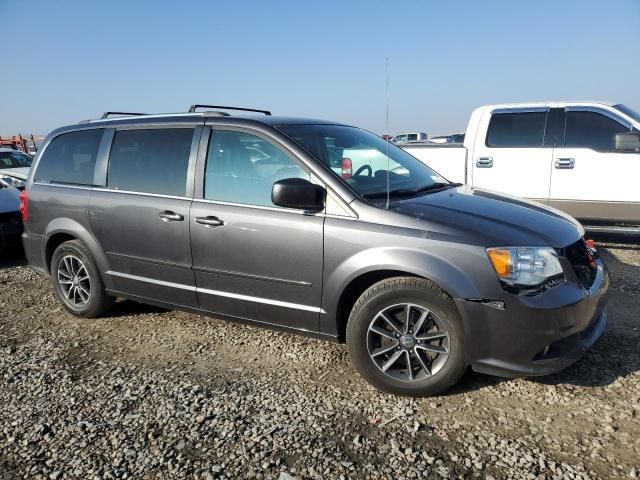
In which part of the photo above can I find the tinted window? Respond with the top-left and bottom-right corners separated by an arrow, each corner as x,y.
34,129 -> 102,184
204,130 -> 310,207
0,151 -> 32,168
407,134 -> 418,141
564,111 -> 629,152
108,129 -> 193,196
486,112 -> 547,147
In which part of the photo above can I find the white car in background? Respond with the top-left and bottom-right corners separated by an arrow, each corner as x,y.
0,148 -> 32,190
392,132 -> 428,144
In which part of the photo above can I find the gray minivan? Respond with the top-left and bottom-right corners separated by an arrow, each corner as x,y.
21,105 -> 609,396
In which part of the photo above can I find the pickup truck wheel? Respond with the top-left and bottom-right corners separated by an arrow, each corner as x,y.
51,240 -> 115,318
346,277 -> 466,396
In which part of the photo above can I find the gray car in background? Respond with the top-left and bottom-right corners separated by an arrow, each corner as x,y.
20,105 -> 609,396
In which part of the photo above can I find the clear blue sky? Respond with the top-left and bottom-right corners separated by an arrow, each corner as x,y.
2,0 -> 639,136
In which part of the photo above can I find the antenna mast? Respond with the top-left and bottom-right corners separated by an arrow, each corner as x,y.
385,57 -> 391,210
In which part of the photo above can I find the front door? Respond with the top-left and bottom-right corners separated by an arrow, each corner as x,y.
471,108 -> 554,202
190,127 -> 324,331
549,107 -> 639,223
89,127 -> 199,307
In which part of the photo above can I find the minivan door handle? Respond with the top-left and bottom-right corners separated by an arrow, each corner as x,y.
476,157 -> 493,168
195,216 -> 224,227
158,211 -> 184,222
555,158 -> 575,169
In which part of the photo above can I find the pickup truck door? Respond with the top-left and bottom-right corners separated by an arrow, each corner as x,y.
549,107 -> 639,223
470,108 -> 554,202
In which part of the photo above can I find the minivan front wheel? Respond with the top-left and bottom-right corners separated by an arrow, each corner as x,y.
51,240 -> 115,318
346,277 -> 466,396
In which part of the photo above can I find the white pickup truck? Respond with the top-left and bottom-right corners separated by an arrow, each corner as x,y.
402,102 -> 640,232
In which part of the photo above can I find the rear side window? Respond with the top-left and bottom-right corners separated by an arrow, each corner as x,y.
564,111 -> 629,152
486,112 -> 547,147
107,128 -> 193,196
34,129 -> 103,184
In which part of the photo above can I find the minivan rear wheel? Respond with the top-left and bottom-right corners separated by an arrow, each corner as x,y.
346,277 -> 466,396
51,240 -> 115,318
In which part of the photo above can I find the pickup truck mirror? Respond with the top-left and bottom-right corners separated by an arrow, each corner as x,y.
614,132 -> 640,152
271,178 -> 325,211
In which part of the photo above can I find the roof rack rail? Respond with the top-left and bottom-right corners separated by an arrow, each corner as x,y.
188,104 -> 271,116
100,112 -> 147,119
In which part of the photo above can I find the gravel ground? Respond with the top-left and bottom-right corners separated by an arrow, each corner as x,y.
1,238 -> 639,480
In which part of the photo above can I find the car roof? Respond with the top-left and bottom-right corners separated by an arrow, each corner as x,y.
478,101 -> 614,110
48,112 -> 351,137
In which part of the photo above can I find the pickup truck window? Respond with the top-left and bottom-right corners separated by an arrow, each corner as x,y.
564,111 -> 629,152
278,124 -> 448,200
486,112 -> 546,148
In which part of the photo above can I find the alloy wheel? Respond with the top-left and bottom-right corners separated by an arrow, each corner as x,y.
367,303 -> 450,382
57,255 -> 91,308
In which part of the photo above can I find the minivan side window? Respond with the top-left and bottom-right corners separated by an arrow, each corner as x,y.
34,129 -> 103,185
564,111 -> 629,152
486,112 -> 547,148
107,128 -> 193,196
204,130 -> 310,207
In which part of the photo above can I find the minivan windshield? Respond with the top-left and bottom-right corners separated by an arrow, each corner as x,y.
277,124 -> 451,200
613,104 -> 640,124
0,151 -> 32,169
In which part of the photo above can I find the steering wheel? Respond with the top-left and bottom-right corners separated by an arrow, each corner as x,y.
354,164 -> 373,176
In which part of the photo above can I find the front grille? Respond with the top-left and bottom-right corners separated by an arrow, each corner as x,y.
0,211 -> 21,225
560,238 -> 597,289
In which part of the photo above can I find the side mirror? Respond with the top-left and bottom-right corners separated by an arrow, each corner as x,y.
614,132 -> 640,152
271,178 -> 325,211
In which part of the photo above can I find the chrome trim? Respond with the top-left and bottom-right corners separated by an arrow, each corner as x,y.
106,271 -> 195,291
197,287 -> 325,313
192,197 -> 321,215
106,271 -> 325,313
92,187 -> 189,201
33,181 -> 93,191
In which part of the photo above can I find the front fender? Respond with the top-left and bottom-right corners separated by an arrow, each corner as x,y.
323,245 -> 489,325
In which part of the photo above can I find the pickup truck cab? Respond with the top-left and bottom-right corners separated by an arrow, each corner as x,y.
403,102 -> 640,232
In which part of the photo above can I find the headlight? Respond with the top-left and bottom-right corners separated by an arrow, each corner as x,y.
0,175 -> 26,189
487,246 -> 564,288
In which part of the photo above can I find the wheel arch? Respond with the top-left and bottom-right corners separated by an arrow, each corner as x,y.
42,218 -> 111,288
324,247 -> 482,342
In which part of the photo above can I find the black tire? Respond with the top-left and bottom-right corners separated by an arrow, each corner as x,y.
346,276 -> 466,396
51,240 -> 115,318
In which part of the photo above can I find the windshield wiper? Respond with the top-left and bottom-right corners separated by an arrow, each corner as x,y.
362,182 -> 461,199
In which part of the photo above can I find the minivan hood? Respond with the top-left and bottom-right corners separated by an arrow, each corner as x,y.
390,185 -> 583,247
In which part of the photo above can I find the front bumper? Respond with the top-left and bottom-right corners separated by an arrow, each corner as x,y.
456,257 -> 609,378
